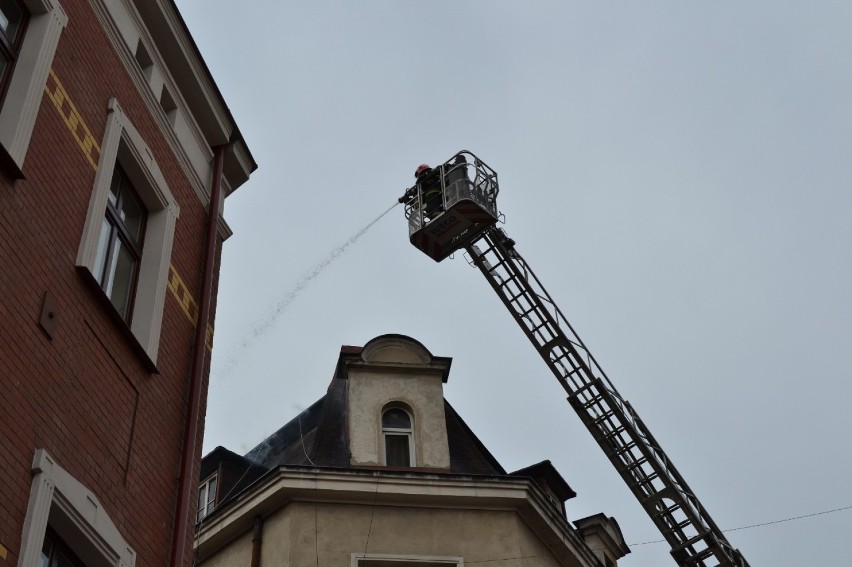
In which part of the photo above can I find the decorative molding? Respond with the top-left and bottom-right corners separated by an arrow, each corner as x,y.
76,98 -> 179,365
195,469 -> 601,567
0,0 -> 67,169
18,449 -> 137,567
86,0 -> 215,206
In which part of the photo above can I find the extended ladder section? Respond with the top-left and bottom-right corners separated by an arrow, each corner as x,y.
466,227 -> 750,567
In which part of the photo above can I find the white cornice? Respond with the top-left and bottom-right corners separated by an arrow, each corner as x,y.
196,469 -> 601,567
87,0 -> 212,206
147,0 -> 230,137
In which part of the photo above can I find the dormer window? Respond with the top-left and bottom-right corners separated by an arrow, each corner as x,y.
382,406 -> 414,467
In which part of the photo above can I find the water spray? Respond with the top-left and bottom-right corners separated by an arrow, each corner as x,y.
216,201 -> 400,377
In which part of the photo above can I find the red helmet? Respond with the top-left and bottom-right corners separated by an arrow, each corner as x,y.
415,164 -> 430,178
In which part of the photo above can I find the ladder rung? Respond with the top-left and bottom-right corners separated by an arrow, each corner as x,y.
651,501 -> 682,521
637,473 -> 660,488
677,542 -> 716,565
517,304 -> 540,318
552,358 -> 584,378
603,423 -> 626,436
670,531 -> 711,554
580,394 -> 605,410
622,454 -> 645,468
572,380 -> 599,397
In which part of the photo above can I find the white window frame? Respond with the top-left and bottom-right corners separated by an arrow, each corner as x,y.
351,553 -> 463,566
77,98 -> 179,366
197,474 -> 217,522
381,405 -> 415,467
18,449 -> 136,567
0,0 -> 66,171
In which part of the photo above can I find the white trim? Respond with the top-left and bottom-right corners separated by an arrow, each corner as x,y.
351,553 -> 464,566
195,469 -> 602,567
0,0 -> 67,170
18,449 -> 136,567
87,0 -> 218,205
76,98 -> 179,365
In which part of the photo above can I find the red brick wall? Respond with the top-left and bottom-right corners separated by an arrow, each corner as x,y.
0,0 -> 219,565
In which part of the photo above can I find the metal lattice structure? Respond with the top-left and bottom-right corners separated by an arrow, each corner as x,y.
464,227 -> 750,567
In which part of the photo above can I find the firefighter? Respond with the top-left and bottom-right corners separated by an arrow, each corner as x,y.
415,164 -> 443,219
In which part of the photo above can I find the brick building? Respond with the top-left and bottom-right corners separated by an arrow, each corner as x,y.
195,335 -> 631,567
0,1 -> 254,566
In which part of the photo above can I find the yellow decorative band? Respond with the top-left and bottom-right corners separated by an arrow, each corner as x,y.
44,69 -> 100,172
167,265 -> 213,350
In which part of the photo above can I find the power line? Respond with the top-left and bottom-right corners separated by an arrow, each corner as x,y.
629,503 -> 852,547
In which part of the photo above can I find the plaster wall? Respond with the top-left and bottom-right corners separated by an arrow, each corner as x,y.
198,526 -> 252,567
236,502 -> 569,567
347,368 -> 450,468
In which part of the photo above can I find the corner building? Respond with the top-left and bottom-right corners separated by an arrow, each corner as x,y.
196,335 -> 631,567
0,1 -> 254,566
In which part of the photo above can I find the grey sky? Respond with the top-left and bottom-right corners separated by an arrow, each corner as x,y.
178,2 -> 852,565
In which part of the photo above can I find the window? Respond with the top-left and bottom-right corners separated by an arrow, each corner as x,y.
77,98 -> 179,366
352,554 -> 463,566
197,475 -> 217,522
382,406 -> 414,467
93,165 -> 147,323
18,449 -> 136,567
41,529 -> 87,567
0,0 -> 66,173
0,0 -> 28,101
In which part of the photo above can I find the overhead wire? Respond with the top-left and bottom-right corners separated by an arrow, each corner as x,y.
363,477 -> 381,555
629,503 -> 852,547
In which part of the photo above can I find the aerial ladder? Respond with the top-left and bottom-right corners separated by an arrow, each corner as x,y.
399,151 -> 750,567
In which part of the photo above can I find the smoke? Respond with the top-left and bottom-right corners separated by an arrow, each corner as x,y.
215,201 -> 400,377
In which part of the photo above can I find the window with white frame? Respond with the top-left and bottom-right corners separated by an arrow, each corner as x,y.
77,98 -> 179,366
18,449 -> 137,567
40,529 -> 88,567
0,0 -> 66,172
197,474 -> 217,522
0,0 -> 28,100
382,405 -> 415,467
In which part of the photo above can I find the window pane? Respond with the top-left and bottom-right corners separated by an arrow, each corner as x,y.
100,166 -> 146,323
207,477 -> 217,506
108,167 -> 121,206
55,549 -> 77,567
382,408 -> 410,429
108,241 -> 136,320
198,483 -> 207,508
40,534 -> 54,567
93,218 -> 114,285
197,484 -> 207,521
119,185 -> 145,244
0,0 -> 25,45
385,434 -> 410,467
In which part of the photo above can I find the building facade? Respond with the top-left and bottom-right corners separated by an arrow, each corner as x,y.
196,335 -> 630,567
0,1 -> 254,565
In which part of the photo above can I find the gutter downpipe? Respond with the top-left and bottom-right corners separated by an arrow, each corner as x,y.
170,143 -> 228,567
250,516 -> 264,567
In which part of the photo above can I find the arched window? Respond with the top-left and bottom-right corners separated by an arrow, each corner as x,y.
382,406 -> 414,467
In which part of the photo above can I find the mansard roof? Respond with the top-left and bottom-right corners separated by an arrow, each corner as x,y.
202,336 -> 577,518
